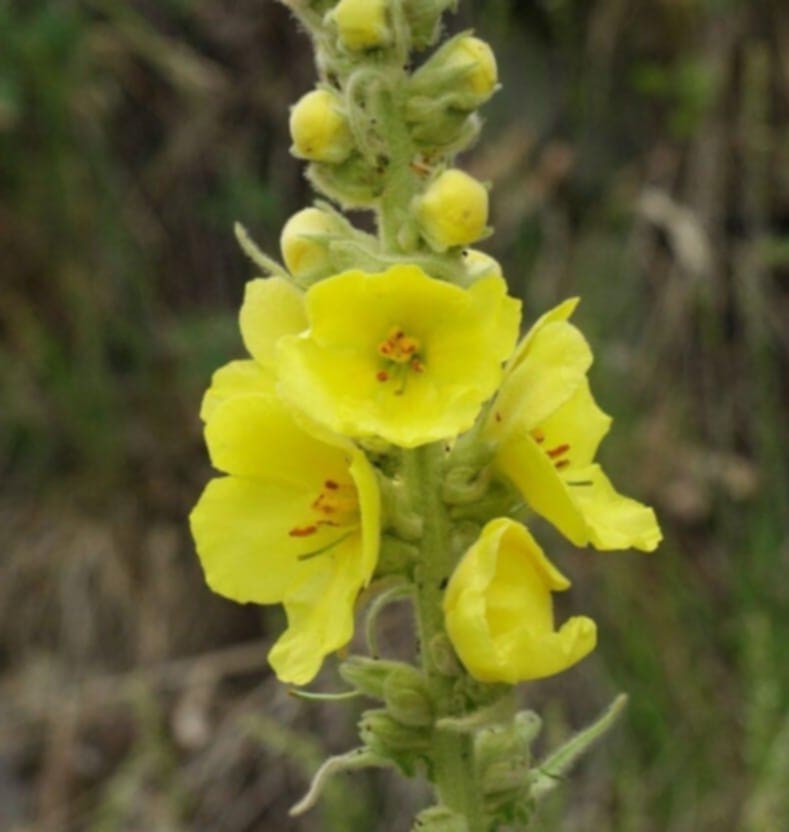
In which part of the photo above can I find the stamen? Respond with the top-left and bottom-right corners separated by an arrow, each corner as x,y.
547,444 -> 570,459
567,480 -> 593,487
377,370 -> 389,382
297,531 -> 354,561
532,429 -> 545,443
289,525 -> 318,538
555,459 -> 571,470
324,480 -> 339,490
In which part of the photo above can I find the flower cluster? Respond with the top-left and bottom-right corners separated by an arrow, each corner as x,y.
191,259 -> 660,684
190,2 -> 661,824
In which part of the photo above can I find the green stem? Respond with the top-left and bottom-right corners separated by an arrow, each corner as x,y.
404,444 -> 488,831
376,74 -> 420,252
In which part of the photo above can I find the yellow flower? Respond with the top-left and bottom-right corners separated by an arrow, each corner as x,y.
190,370 -> 380,685
276,264 -> 521,448
289,88 -> 354,164
416,169 -> 489,251
488,300 -> 662,552
443,518 -> 596,684
330,0 -> 391,51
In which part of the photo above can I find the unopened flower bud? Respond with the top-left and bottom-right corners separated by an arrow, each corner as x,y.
403,0 -> 457,50
409,108 -> 480,154
340,657 -> 411,699
307,153 -> 386,207
280,207 -> 343,283
440,36 -> 497,101
410,33 -> 498,111
359,709 -> 431,774
384,667 -> 434,727
474,723 -> 530,801
290,88 -> 354,164
413,805 -> 469,831
328,0 -> 391,52
415,169 -> 489,251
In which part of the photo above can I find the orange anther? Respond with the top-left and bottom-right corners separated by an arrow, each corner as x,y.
289,525 -> 318,538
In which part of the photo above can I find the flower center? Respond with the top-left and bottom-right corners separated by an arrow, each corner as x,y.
288,478 -> 360,540
375,326 -> 425,393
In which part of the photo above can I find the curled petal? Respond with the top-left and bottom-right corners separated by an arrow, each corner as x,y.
444,519 -> 596,684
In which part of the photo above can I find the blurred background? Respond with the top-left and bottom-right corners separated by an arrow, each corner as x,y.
1,0 -> 788,829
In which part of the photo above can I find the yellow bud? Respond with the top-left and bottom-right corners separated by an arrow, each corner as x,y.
280,207 -> 342,281
289,89 -> 354,164
416,169 -> 489,251
442,36 -> 498,98
330,0 -> 391,51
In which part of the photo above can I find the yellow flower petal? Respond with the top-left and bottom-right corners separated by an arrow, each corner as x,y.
277,264 -> 521,447
269,539 -> 361,685
204,393 -> 351,487
190,475 -> 339,604
507,297 -> 580,372
239,276 -> 307,369
571,464 -> 662,552
200,360 -> 274,422
491,299 -> 662,553
534,380 -> 612,467
190,390 -> 381,684
444,519 -> 597,684
495,431 -> 588,547
491,319 -> 592,439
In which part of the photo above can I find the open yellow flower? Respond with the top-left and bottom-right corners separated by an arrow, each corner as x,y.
277,264 -> 521,447
443,518 -> 596,684
190,367 -> 380,685
488,300 -> 661,552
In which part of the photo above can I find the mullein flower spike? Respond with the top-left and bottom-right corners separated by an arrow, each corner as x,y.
190,1 -> 660,827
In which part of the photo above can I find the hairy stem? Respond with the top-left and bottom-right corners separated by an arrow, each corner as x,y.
405,444 -> 487,831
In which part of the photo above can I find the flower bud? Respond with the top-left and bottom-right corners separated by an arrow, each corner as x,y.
279,206 -> 346,285
403,0 -> 457,50
359,709 -> 431,752
359,708 -> 431,775
307,153 -> 386,207
410,33 -> 498,111
339,656 -> 408,699
415,169 -> 489,251
440,36 -> 498,101
289,88 -> 354,164
409,108 -> 481,154
474,723 -> 530,801
328,0 -> 391,52
383,666 -> 434,727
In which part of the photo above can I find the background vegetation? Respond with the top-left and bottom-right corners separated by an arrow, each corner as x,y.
1,0 -> 787,829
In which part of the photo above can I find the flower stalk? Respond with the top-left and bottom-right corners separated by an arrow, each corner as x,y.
189,1 -> 661,828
